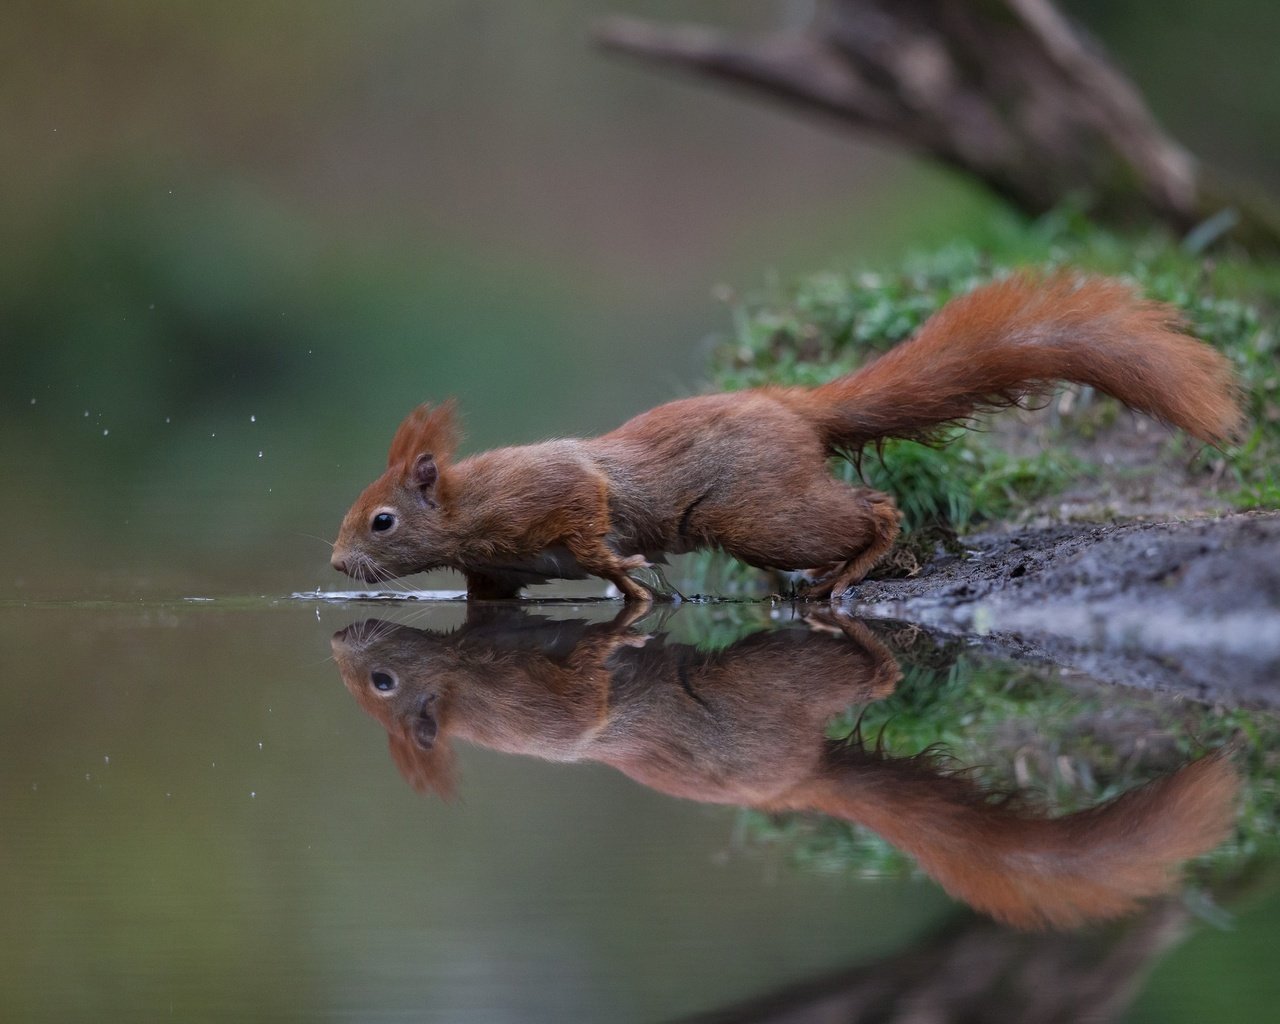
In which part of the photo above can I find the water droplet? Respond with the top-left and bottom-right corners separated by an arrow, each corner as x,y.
250,414 -> 256,423
83,410 -> 89,417
104,755 -> 110,765
29,398 -> 36,405
257,451 -> 263,459
211,433 -> 216,438
85,773 -> 91,781
257,742 -> 263,750
165,417 -> 171,424
250,791 -> 256,799
102,429 -> 109,437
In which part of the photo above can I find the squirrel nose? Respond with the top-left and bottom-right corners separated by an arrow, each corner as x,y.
331,554 -> 349,575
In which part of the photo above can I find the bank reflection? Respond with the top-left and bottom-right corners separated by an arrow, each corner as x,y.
331,608 -> 1239,931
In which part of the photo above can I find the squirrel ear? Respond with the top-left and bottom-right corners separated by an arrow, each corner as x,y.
411,453 -> 439,491
387,727 -> 457,799
410,705 -> 439,751
387,401 -> 460,469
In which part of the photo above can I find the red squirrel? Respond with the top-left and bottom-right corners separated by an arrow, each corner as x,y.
332,273 -> 1242,601
331,608 -> 1240,930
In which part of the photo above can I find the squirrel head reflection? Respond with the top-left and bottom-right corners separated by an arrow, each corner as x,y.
332,607 -> 1239,931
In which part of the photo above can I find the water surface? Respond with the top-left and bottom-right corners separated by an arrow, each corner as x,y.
2,596 -> 1276,1022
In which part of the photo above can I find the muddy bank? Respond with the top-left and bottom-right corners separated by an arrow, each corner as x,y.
852,511 -> 1280,708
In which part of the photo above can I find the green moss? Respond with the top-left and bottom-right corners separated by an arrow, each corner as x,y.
708,210 -> 1279,549
703,208 -> 1280,904
740,647 -> 1280,880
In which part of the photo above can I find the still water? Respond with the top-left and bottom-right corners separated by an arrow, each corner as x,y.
2,595 -> 1277,1022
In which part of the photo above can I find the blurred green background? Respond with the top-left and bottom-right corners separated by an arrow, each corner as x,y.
3,0 -> 1278,601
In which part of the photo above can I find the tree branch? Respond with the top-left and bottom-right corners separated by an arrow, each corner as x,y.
595,1 -> 1280,252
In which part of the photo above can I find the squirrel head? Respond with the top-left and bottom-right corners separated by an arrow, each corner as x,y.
332,402 -> 461,584
331,618 -> 459,798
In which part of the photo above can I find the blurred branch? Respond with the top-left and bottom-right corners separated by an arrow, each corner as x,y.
677,900 -> 1191,1024
595,1 -> 1280,254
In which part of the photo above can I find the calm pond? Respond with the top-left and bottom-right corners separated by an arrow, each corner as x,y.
3,594 -> 1276,1022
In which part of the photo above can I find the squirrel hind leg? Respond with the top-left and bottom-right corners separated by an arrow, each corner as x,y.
713,482 -> 901,599
798,494 -> 901,601
806,552 -> 886,601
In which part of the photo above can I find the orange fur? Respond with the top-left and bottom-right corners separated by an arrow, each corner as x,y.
331,610 -> 1240,929
787,743 -> 1239,930
802,273 -> 1242,449
332,273 -> 1242,600
386,399 -> 460,472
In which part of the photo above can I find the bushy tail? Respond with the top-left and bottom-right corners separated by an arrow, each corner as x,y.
801,273 -> 1242,451
779,747 -> 1239,930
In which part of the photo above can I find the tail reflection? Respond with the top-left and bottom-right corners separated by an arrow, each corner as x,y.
331,608 -> 1239,930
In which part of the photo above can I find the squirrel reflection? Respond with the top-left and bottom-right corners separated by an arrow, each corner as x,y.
331,608 -> 1239,931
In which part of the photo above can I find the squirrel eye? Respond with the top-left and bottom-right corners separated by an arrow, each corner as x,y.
371,670 -> 397,692
371,512 -> 396,533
